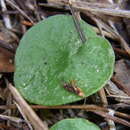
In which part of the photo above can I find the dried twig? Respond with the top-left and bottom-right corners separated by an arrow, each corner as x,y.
0,104 -> 107,111
107,109 -> 116,130
0,114 -> 24,125
47,0 -> 130,56
0,0 -> 12,29
0,103 -> 130,125
48,0 -> 130,19
98,88 -> 116,130
88,13 -> 130,55
7,83 -> 48,130
93,26 -> 115,39
40,1 -> 117,9
6,0 -> 34,24
115,111 -> 130,120
98,88 -> 108,106
15,102 -> 33,130
93,18 -> 104,37
109,103 -> 130,110
93,110 -> 130,127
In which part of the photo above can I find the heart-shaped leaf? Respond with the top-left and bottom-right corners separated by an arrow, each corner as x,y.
50,118 -> 101,130
14,15 -> 115,106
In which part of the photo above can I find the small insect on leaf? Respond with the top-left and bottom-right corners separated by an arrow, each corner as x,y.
63,80 -> 85,97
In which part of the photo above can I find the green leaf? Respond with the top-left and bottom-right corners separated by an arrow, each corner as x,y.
14,15 -> 115,106
50,118 -> 101,130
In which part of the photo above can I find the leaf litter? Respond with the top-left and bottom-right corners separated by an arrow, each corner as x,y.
0,0 -> 130,129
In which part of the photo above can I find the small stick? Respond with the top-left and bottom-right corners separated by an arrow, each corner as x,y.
107,109 -> 116,130
1,104 -> 130,120
0,0 -> 12,29
0,104 -> 108,111
98,88 -> 116,130
86,12 -> 130,56
115,111 -> 130,120
15,102 -> 33,130
48,0 -> 130,19
98,88 -> 108,107
7,82 -> 48,130
93,18 -> 104,37
6,0 -> 34,24
0,114 -> 24,124
68,0 -> 86,43
93,110 -> 130,127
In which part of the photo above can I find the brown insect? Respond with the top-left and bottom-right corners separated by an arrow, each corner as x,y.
63,80 -> 85,97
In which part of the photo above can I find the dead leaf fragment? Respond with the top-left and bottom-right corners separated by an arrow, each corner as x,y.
0,48 -> 14,72
114,59 -> 130,96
